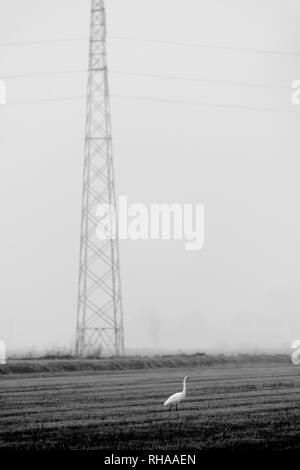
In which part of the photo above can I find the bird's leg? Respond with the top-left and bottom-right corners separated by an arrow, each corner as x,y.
176,404 -> 178,411
169,405 -> 172,412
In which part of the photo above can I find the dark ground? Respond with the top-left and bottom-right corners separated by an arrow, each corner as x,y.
1,360 -> 300,450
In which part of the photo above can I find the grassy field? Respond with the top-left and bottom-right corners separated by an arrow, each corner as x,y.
1,361 -> 300,451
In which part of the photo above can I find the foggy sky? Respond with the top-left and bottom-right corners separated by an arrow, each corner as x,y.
1,0 -> 300,354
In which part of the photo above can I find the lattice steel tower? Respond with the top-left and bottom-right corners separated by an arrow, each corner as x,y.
76,0 -> 124,356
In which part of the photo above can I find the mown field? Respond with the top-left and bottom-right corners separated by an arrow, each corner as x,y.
0,362 -> 300,450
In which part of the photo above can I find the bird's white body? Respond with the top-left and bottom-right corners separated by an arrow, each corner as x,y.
164,391 -> 185,407
163,376 -> 189,411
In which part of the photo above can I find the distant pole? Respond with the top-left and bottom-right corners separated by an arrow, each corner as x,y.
76,0 -> 124,356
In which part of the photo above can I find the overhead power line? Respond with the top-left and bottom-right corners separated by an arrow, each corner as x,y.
1,68 -> 291,92
108,36 -> 300,58
1,34 -> 300,58
3,93 -> 300,117
111,70 -> 290,91
1,69 -> 86,79
0,37 -> 87,47
6,96 -> 85,105
112,94 -> 300,116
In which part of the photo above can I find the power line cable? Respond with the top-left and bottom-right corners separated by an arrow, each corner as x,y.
6,96 -> 85,105
1,69 -> 86,79
1,68 -> 291,91
1,34 -> 300,58
111,70 -> 290,91
112,94 -> 300,116
0,69 -> 88,80
3,93 -> 300,116
0,37 -> 87,47
108,35 -> 300,58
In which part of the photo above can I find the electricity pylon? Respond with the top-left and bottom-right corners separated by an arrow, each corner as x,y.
76,0 -> 124,356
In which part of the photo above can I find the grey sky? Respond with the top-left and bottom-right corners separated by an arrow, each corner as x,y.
1,0 -> 300,353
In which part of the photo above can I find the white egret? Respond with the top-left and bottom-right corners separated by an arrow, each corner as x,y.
163,376 -> 190,411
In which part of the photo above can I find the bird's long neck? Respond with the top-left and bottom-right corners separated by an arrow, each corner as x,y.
183,378 -> 187,396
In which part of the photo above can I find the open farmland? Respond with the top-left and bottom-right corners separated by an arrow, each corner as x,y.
0,361 -> 300,450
